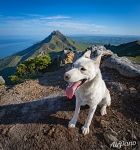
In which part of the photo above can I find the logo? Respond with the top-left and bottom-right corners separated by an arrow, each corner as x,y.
110,140 -> 137,149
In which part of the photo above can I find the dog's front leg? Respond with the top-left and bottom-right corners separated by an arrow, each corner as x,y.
82,105 -> 97,135
68,100 -> 81,128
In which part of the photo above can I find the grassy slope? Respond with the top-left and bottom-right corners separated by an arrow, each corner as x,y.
0,56 -> 21,70
127,56 -> 140,63
105,40 -> 140,57
68,38 -> 89,51
105,40 -> 140,63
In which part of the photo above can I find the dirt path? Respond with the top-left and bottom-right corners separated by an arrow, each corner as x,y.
0,68 -> 140,150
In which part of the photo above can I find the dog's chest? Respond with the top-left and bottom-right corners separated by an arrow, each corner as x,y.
75,80 -> 105,106
75,86 -> 100,106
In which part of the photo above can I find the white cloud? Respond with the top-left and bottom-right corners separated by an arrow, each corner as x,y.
21,14 -> 71,20
0,15 -> 106,36
40,15 -> 71,20
47,20 -> 104,32
0,14 -> 140,36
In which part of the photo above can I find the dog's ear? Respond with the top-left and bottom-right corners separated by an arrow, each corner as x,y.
83,50 -> 91,58
94,54 -> 102,66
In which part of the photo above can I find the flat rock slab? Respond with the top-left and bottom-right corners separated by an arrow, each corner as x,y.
102,54 -> 140,77
88,45 -> 140,78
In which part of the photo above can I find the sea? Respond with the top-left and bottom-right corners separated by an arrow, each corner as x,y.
0,35 -> 140,58
0,38 -> 39,58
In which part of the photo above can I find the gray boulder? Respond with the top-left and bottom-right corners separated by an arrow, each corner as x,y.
0,76 -> 5,85
88,45 -> 113,57
102,54 -> 140,77
90,45 -> 140,78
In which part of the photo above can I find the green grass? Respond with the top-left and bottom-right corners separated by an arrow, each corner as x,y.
0,55 -> 21,70
127,56 -> 140,63
68,38 -> 90,51
7,56 -> 21,67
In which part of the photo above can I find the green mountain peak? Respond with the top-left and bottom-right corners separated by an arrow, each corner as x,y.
0,31 -> 89,79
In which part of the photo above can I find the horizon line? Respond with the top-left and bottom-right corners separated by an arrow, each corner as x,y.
0,33 -> 140,39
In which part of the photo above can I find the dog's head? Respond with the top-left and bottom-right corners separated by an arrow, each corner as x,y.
64,50 -> 101,83
64,50 -> 102,99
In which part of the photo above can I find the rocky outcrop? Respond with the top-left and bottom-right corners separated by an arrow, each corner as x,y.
102,54 -> 140,77
88,45 -> 140,78
0,76 -> 5,85
60,49 -> 75,66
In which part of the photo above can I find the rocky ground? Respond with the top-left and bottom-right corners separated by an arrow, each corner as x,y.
0,67 -> 140,150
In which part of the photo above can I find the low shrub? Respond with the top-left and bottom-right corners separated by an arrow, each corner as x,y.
9,54 -> 51,84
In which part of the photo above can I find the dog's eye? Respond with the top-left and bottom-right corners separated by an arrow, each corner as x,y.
80,67 -> 86,71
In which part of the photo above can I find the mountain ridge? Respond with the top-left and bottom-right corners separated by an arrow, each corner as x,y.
0,31 -> 89,78
105,40 -> 140,57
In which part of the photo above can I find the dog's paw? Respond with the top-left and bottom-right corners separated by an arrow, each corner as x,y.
81,126 -> 89,135
68,120 -> 76,128
100,107 -> 107,116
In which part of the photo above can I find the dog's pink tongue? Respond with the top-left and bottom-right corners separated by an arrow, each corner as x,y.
66,81 -> 82,99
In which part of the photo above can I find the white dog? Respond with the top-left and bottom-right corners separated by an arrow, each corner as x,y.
64,50 -> 111,135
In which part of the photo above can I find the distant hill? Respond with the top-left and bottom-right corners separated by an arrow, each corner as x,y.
105,40 -> 140,57
0,31 -> 89,78
70,35 -> 140,46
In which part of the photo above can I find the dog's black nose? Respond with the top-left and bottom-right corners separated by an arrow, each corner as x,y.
64,73 -> 71,81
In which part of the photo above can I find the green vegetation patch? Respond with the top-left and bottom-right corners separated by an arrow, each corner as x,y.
127,56 -> 140,63
9,54 -> 51,84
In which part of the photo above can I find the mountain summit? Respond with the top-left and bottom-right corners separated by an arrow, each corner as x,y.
39,30 -> 78,53
42,30 -> 69,43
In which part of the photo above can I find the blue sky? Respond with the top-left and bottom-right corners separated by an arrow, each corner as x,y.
0,0 -> 140,38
